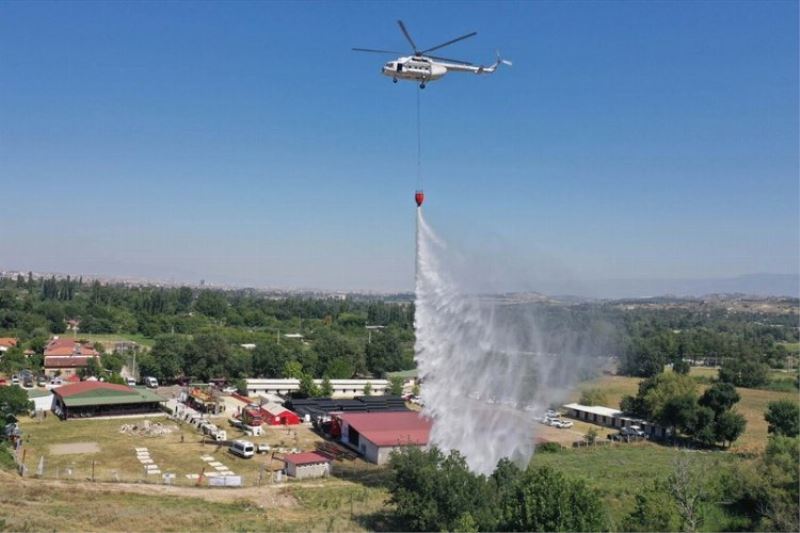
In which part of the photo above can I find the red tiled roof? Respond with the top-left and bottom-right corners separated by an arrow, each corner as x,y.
44,338 -> 98,357
340,412 -> 432,447
283,452 -> 331,465
44,356 -> 96,368
53,381 -> 133,398
0,338 -> 17,348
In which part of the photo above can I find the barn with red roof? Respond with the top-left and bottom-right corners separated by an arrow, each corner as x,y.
52,381 -> 164,419
337,411 -> 432,465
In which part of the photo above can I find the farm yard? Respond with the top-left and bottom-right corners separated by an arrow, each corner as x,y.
16,415 -> 330,486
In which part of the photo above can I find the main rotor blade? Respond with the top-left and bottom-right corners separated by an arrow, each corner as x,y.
397,20 -> 418,52
427,55 -> 474,65
422,31 -> 477,54
352,48 -> 404,54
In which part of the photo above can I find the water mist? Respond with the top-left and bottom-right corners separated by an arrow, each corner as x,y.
414,209 -> 591,475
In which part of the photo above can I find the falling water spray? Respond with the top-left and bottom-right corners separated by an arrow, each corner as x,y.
414,208 -> 590,474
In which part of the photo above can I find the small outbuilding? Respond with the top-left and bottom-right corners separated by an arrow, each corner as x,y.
261,403 -> 301,426
283,452 -> 332,479
27,389 -> 54,412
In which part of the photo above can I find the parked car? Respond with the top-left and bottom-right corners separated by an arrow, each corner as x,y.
257,443 -> 271,454
126,377 -> 137,386
620,425 -> 646,438
144,376 -> 158,388
551,419 -> 574,429
229,440 -> 255,459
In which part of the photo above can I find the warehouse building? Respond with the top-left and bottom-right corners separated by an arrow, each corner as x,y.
337,411 -> 432,465
245,378 -> 389,398
562,403 -> 671,439
286,395 -> 408,421
52,382 -> 164,419
283,452 -> 332,479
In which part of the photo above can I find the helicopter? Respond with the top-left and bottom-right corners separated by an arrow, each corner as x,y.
353,20 -> 511,88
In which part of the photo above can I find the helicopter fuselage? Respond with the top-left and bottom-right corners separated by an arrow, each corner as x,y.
382,56 -> 447,84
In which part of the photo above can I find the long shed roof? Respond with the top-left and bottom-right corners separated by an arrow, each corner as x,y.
340,411 -> 432,447
53,382 -> 163,407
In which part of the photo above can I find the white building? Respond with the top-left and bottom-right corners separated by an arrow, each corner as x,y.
245,378 -> 389,398
562,403 -> 671,439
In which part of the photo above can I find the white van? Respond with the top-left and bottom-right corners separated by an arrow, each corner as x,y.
126,377 -> 137,386
229,440 -> 255,459
144,376 -> 158,388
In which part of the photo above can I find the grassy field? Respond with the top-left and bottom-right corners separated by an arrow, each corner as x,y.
777,341 -> 800,353
63,332 -> 156,349
0,469 -> 391,532
573,369 -> 799,451
531,443 -> 739,529
17,415 -> 328,485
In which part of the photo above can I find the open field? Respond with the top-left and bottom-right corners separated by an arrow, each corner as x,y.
2,439 -> 746,532
572,370 -> 799,451
61,332 -> 156,349
17,415 -> 329,485
530,443 -> 741,530
0,469 -> 390,532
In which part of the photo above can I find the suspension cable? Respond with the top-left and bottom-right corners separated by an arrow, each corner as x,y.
416,85 -> 422,191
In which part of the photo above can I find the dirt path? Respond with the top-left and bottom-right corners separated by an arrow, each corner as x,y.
0,470 -> 350,507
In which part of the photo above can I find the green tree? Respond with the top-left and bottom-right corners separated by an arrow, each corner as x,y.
388,447 -> 495,532
365,328 -> 405,375
622,480 -> 681,532
78,357 -> 101,378
698,382 -> 740,416
715,410 -> 746,448
298,373 -> 320,398
719,358 -> 769,388
194,290 -> 228,319
502,465 -> 607,532
389,376 -> 404,396
639,372 -> 697,422
363,381 -> 372,396
252,342 -> 288,377
657,393 -> 698,435
107,373 -> 127,385
0,385 -> 32,415
320,376 -> 333,397
149,334 -> 188,381
764,400 -> 799,437
673,359 -> 691,375
176,286 -> 193,312
687,406 -> 717,446
579,388 -> 608,406
184,333 -> 230,381
283,360 -> 303,379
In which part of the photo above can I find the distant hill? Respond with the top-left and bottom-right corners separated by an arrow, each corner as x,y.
544,273 -> 799,300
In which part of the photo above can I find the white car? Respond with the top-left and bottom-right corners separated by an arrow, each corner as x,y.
551,419 -> 574,429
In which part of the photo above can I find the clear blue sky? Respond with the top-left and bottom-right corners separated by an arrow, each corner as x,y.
1,1 -> 797,291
